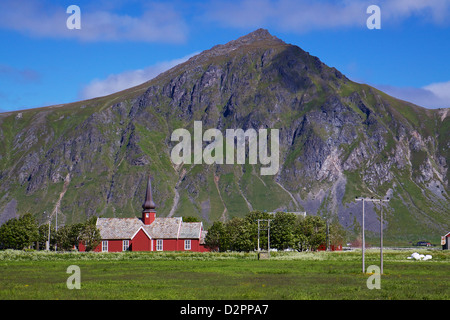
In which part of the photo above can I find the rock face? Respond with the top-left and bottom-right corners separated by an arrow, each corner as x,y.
0,29 -> 448,243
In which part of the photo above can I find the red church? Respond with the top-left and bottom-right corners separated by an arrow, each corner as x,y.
79,175 -> 209,252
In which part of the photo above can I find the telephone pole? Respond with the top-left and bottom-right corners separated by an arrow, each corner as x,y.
55,205 -> 58,252
378,198 -> 389,274
257,219 -> 272,258
355,197 -> 390,273
46,211 -> 50,251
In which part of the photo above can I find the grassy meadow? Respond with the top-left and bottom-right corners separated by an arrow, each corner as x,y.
0,249 -> 449,300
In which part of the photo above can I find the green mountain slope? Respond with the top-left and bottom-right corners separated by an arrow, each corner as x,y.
0,29 -> 448,245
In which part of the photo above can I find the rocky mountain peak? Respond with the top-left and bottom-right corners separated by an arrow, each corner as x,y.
233,28 -> 283,44
0,29 -> 448,244
187,29 -> 285,65
215,28 -> 285,51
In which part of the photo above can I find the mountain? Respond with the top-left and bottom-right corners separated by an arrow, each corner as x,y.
0,29 -> 448,245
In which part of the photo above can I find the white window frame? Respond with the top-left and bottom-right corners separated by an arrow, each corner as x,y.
102,240 -> 108,252
156,239 -> 163,251
184,239 -> 191,251
122,240 -> 130,251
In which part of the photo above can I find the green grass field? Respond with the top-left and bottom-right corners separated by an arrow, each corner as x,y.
0,249 -> 448,300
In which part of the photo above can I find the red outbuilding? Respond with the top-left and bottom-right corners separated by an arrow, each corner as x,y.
317,244 -> 342,251
79,175 -> 209,253
442,232 -> 450,250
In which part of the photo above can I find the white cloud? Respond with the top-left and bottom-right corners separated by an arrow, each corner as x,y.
2,0 -> 448,41
423,81 -> 450,105
374,81 -> 450,109
203,0 -> 450,32
203,0 -> 366,32
382,0 -> 450,25
79,53 -> 198,100
0,0 -> 187,43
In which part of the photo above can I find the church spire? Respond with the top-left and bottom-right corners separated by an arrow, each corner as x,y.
142,175 -> 156,225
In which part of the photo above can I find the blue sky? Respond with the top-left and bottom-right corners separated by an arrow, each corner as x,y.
0,0 -> 449,112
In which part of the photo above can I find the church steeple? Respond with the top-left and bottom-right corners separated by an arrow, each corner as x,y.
142,175 -> 156,225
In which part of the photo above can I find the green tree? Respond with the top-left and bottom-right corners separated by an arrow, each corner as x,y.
271,212 -> 297,250
206,217 -> 255,252
294,232 -> 309,252
294,215 -> 327,251
245,211 -> 272,250
79,217 -> 101,252
329,219 -> 347,249
183,216 -> 200,222
205,221 -> 225,251
0,218 -> 17,249
0,213 -> 39,250
224,217 -> 254,252
56,223 -> 84,251
37,224 -> 56,250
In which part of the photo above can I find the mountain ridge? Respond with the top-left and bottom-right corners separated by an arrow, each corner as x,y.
0,29 -> 448,245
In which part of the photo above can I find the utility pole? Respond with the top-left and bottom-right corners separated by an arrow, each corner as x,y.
356,197 -> 366,273
257,220 -> 260,251
257,219 -> 272,257
356,197 -> 390,274
55,205 -> 58,252
378,198 -> 389,274
46,211 -> 50,251
326,219 -> 330,251
380,202 -> 383,274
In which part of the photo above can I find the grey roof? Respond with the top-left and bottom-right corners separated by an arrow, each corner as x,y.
179,222 -> 202,239
144,217 -> 182,239
97,217 -> 205,241
96,218 -> 143,240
